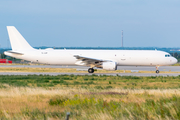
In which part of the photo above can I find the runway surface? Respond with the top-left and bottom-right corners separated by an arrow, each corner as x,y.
0,65 -> 179,76
0,72 -> 179,76
0,65 -> 179,72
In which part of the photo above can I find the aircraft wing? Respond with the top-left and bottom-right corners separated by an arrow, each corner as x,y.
74,55 -> 110,66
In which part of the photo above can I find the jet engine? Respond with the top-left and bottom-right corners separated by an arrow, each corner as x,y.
102,62 -> 117,71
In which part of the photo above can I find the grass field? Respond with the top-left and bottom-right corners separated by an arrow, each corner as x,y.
1,75 -> 180,119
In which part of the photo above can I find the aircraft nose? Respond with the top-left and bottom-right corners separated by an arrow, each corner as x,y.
172,57 -> 178,64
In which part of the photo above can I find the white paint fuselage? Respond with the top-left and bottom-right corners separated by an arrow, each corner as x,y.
5,49 -> 178,66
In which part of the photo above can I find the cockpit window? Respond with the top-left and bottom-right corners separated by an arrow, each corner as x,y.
165,54 -> 171,57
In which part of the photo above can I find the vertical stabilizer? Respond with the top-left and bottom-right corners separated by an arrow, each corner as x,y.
7,26 -> 34,51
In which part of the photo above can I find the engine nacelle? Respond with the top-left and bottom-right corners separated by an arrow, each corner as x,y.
102,62 -> 117,71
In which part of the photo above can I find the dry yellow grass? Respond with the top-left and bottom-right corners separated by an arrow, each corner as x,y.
0,87 -> 180,114
1,87 -> 179,98
0,87 -> 77,115
0,85 -> 180,119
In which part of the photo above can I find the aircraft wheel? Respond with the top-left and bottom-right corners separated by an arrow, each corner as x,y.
156,70 -> 159,74
88,68 -> 94,73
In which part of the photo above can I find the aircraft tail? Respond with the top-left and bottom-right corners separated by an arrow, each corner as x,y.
7,26 -> 34,51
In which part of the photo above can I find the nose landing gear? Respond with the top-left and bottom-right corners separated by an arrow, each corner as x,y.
88,68 -> 94,73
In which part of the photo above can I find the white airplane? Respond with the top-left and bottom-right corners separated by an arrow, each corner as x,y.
4,26 -> 177,73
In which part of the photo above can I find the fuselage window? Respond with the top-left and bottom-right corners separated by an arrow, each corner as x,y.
165,54 -> 170,57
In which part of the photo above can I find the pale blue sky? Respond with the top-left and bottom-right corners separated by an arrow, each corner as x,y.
0,0 -> 180,48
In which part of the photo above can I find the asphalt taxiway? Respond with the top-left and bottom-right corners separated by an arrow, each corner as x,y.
0,65 -> 179,76
0,72 -> 179,77
0,65 -> 179,71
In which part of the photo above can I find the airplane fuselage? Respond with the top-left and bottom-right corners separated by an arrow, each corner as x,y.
5,49 -> 177,66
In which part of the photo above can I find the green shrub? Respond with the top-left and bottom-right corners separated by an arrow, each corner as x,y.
74,81 -> 80,84
84,78 -> 88,81
94,86 -> 103,89
49,96 -> 69,105
52,80 -> 65,84
105,86 -> 113,89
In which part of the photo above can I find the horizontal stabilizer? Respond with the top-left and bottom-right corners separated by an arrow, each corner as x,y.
5,51 -> 24,55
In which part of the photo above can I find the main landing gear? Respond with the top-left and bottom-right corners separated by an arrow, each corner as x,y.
156,70 -> 159,74
156,66 -> 160,74
88,68 -> 94,73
